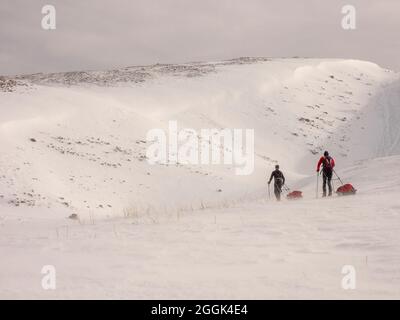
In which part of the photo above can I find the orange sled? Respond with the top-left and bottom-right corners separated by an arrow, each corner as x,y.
336,184 -> 357,196
287,190 -> 303,200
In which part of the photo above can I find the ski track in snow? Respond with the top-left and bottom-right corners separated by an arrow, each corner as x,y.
0,58 -> 400,299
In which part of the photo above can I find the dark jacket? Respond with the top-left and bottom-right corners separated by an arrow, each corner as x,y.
268,169 -> 285,185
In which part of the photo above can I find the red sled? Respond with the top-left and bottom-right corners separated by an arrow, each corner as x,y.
336,184 -> 357,196
287,190 -> 303,200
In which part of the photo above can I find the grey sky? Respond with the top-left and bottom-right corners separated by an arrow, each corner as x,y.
1,0 -> 399,76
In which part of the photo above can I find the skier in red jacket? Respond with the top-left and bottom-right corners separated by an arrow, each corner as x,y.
316,151 -> 335,197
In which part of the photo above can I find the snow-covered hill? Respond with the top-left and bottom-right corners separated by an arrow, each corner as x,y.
1,58 -> 399,217
1,58 -> 400,299
1,155 -> 400,299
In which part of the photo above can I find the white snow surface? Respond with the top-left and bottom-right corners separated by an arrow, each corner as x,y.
1,58 -> 400,299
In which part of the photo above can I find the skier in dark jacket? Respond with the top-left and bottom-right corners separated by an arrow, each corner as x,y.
316,151 -> 335,197
268,165 -> 285,201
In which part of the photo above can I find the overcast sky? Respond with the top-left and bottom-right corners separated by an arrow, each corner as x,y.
1,0 -> 399,76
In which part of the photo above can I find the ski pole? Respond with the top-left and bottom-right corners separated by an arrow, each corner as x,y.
316,171 -> 319,199
268,183 -> 271,200
333,169 -> 344,185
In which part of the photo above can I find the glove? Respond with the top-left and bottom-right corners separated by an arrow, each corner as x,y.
268,181 -> 271,185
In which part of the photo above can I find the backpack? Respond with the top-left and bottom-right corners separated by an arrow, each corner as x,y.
323,156 -> 333,170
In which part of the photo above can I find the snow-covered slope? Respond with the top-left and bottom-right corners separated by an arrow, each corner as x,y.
1,155 -> 400,299
1,58 -> 400,299
1,58 -> 399,218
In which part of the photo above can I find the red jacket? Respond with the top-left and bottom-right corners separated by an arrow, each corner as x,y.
317,156 -> 335,172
